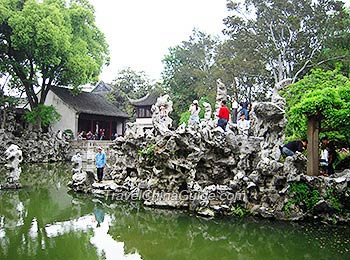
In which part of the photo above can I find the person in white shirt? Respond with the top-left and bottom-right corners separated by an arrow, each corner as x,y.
320,147 -> 329,176
188,100 -> 201,127
231,97 -> 239,124
237,113 -> 250,136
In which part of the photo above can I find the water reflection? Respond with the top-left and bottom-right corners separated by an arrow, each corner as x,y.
93,205 -> 105,228
90,210 -> 141,260
45,205 -> 141,259
0,163 -> 350,260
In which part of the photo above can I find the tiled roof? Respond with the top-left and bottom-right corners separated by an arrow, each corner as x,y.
91,81 -> 113,93
129,93 -> 159,106
50,86 -> 129,118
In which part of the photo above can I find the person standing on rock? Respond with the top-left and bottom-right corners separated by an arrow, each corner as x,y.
231,97 -> 238,124
237,113 -> 250,136
239,98 -> 250,120
95,147 -> 106,182
217,100 -> 230,131
188,100 -> 201,127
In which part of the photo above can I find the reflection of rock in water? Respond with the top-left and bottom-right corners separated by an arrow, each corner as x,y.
68,93 -> 350,224
84,199 -> 350,260
0,191 -> 24,230
1,144 -> 23,189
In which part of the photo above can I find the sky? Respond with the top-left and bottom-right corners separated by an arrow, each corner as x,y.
89,0 -> 231,83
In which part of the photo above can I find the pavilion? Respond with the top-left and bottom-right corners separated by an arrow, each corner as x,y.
45,86 -> 129,139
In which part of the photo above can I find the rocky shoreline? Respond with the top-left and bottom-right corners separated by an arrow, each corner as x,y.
0,129 -> 70,164
69,97 -> 350,224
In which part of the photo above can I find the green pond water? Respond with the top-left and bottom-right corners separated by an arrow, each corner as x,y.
1,163 -> 350,260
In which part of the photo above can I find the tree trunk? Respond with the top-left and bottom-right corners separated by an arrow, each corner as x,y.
307,116 -> 319,176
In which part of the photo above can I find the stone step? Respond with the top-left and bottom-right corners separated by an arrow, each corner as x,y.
69,140 -> 114,162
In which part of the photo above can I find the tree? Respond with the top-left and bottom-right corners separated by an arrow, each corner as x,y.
282,68 -> 350,175
162,29 -> 220,125
108,68 -> 163,118
111,67 -> 153,99
314,4 -> 350,76
0,0 -> 109,127
215,38 -> 271,102
222,0 -> 350,97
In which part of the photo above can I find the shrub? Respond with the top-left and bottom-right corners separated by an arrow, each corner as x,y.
285,182 -> 321,214
63,129 -> 74,140
25,104 -> 61,128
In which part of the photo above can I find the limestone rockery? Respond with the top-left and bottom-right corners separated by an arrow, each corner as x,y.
70,93 -> 350,223
0,129 -> 70,164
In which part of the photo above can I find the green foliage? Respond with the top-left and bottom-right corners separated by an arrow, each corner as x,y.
63,128 -> 74,140
325,188 -> 341,212
231,204 -> 248,217
112,68 -> 153,98
0,96 -> 18,106
0,0 -> 109,111
282,69 -> 350,140
222,0 -> 350,88
179,96 -> 213,126
285,182 -> 321,214
138,144 -> 156,163
198,96 -> 212,119
25,104 -> 61,127
69,86 -> 83,96
335,151 -> 350,167
159,0 -> 350,124
179,111 -> 191,126
108,68 -> 163,118
162,29 -> 219,125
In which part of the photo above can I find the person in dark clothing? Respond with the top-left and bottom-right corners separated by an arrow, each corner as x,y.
320,136 -> 337,175
282,139 -> 308,157
239,99 -> 250,120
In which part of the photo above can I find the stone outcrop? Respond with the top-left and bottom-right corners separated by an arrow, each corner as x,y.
69,93 -> 350,223
0,129 -> 71,164
0,144 -> 23,189
68,152 -> 95,193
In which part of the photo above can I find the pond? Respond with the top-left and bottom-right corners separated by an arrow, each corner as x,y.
1,163 -> 350,260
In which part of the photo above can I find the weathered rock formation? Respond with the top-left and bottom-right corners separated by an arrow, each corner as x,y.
214,79 -> 227,116
0,144 -> 23,189
70,93 -> 350,223
0,129 -> 71,164
68,152 -> 95,193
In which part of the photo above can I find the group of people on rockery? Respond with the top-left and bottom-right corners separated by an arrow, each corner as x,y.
188,97 -> 251,136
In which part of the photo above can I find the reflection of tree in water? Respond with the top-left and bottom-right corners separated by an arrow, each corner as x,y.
0,163 -> 99,259
21,163 -> 72,187
94,200 -> 350,260
2,163 -> 350,260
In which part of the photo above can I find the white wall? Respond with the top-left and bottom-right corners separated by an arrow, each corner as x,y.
135,118 -> 152,128
45,91 -> 78,134
116,122 -> 124,136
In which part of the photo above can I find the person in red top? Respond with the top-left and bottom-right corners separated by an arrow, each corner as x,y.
217,100 -> 230,131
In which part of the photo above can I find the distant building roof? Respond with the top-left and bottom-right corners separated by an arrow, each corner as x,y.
129,93 -> 159,107
51,86 -> 129,118
91,81 -> 113,93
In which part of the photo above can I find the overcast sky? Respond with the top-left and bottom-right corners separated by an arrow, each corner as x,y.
89,0 -> 230,83
88,0 -> 350,83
